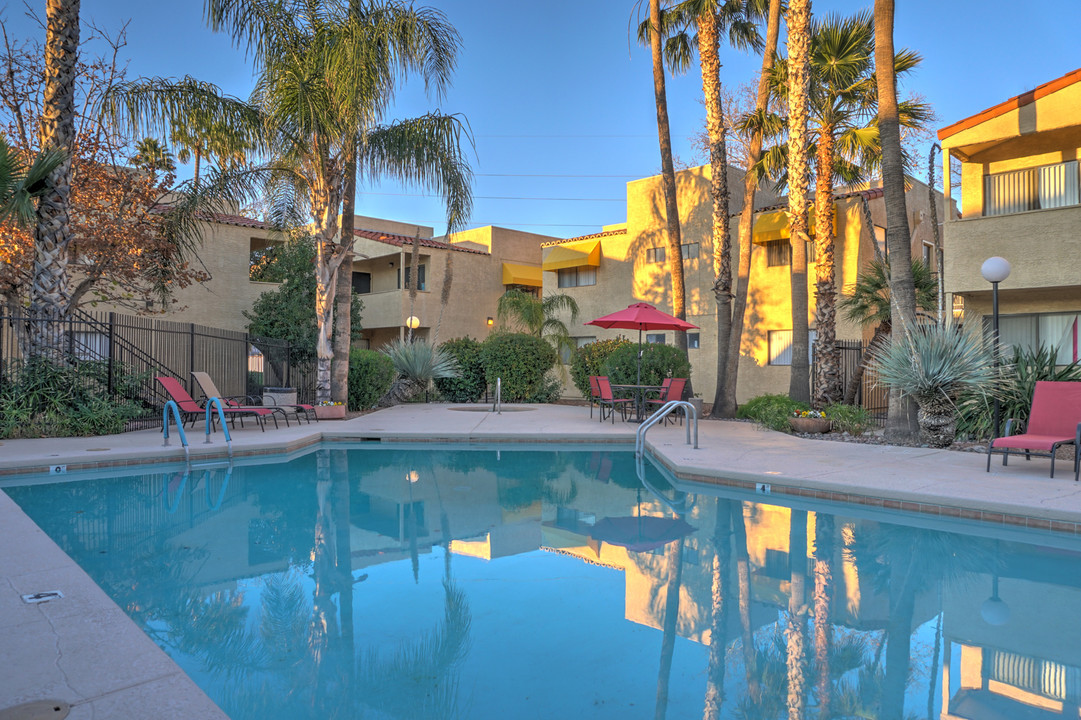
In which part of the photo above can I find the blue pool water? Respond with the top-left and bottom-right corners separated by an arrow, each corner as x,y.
5,444 -> 1081,720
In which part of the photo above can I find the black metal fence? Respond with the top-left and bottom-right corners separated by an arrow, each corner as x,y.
0,310 -> 312,431
814,340 -> 888,424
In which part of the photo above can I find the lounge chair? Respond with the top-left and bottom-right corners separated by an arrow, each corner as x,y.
646,377 -> 687,425
191,371 -> 313,424
156,376 -> 279,432
596,376 -> 633,423
986,380 -> 1081,481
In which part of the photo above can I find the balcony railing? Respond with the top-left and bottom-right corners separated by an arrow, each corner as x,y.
984,160 -> 1080,216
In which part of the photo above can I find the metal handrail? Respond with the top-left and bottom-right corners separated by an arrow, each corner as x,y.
635,453 -> 688,515
635,400 -> 698,458
204,397 -> 234,459
493,377 -> 501,414
162,400 -> 190,462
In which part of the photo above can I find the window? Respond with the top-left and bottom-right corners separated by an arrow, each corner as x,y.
646,246 -> 666,263
922,243 -> 934,267
688,333 -> 700,349
352,271 -> 371,294
557,266 -> 596,288
682,242 -> 699,260
561,336 -> 596,364
992,312 -> 1081,364
768,329 -> 818,366
646,333 -> 666,344
984,160 -> 1080,216
400,264 -> 426,291
765,239 -> 815,267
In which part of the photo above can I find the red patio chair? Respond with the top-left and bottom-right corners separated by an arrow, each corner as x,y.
646,377 -> 687,425
588,375 -> 602,418
156,376 -> 278,432
986,380 -> 1081,481
596,376 -> 633,423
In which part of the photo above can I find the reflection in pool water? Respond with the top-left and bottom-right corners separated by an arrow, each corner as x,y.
5,446 -> 1081,719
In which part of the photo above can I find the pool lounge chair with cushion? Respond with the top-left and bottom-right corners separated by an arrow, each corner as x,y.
156,376 -> 279,431
191,371 -> 313,424
986,380 -> 1081,481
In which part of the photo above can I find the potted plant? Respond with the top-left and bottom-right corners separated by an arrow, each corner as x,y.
315,401 -> 346,420
870,320 -> 1000,447
790,409 -> 831,433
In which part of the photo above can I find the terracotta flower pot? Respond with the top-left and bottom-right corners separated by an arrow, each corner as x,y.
789,416 -> 831,434
314,404 -> 346,420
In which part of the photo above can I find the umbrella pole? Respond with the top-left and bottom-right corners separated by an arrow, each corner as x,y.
637,327 -> 643,388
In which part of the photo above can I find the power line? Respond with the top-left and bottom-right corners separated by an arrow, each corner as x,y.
475,172 -> 640,178
360,191 -> 625,202
418,221 -> 609,229
477,134 -> 651,139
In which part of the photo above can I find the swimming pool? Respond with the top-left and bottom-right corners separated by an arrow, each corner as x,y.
5,444 -> 1081,719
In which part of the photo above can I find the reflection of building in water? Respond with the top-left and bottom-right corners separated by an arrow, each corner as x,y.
941,548 -> 1081,719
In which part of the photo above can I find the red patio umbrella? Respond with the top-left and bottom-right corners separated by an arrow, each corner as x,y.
589,515 -> 696,553
586,303 -> 698,387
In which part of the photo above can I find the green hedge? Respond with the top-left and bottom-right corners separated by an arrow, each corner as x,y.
347,348 -> 395,411
569,337 -> 632,397
434,337 -> 487,403
479,332 -> 559,403
736,393 -> 809,432
602,342 -> 692,389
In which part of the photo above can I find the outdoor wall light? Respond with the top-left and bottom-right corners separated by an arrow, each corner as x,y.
405,315 -> 420,329
486,317 -> 494,326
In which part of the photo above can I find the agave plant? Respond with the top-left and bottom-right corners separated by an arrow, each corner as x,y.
379,339 -> 459,406
869,321 -> 1000,447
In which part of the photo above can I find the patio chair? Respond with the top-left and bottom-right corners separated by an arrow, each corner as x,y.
156,376 -> 279,432
986,380 -> 1081,481
191,371 -> 312,425
646,377 -> 687,425
596,376 -> 633,423
588,375 -> 602,418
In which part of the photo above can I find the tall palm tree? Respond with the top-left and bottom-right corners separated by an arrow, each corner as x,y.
108,1 -> 473,403
721,0 -> 782,418
875,0 -> 918,442
496,288 -> 579,355
29,0 -> 80,358
645,0 -> 689,358
130,137 -> 176,174
784,0 -> 813,406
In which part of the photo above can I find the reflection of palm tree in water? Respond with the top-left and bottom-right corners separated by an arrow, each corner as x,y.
703,498 -> 733,720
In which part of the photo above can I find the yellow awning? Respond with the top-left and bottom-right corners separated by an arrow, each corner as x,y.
752,206 -> 837,244
501,262 -> 543,287
542,240 -> 601,271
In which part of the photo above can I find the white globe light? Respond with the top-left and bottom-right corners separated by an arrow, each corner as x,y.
405,315 -> 421,329
980,595 -> 1011,626
981,256 -> 1011,284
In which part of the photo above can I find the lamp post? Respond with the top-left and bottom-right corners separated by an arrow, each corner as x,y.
980,257 -> 1011,439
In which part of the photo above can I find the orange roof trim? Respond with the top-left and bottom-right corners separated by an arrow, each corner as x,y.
937,67 -> 1081,141
541,228 -> 626,248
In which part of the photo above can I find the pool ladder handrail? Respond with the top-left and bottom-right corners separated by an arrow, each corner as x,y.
635,400 -> 698,458
203,397 -> 234,460
493,377 -> 501,414
634,452 -> 688,515
162,400 -> 190,462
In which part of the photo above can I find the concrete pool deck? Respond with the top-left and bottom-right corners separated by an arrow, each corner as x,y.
3,402 -> 1081,718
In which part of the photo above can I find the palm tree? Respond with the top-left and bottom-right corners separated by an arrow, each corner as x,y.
496,288 -> 580,356
838,258 -> 937,405
108,1 -> 473,404
28,0 -> 80,358
784,0 -> 813,406
721,0 -> 782,418
0,137 -> 65,227
130,137 -> 176,174
645,0 -> 690,358
875,0 -> 919,442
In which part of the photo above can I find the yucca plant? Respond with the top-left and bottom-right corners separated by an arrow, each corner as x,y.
956,344 -> 1081,441
379,339 -> 459,407
869,321 -> 1001,447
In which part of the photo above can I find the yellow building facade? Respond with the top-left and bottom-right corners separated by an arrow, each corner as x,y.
940,67 -> 1081,362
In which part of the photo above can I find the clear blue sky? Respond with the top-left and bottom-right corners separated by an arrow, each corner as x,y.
5,1 -> 1079,238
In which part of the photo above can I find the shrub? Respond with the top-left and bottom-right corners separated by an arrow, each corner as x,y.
379,339 -> 458,406
956,344 -> 1081,441
0,358 -> 144,438
824,402 -> 874,435
569,337 -> 632,397
479,332 -> 558,402
348,348 -> 395,411
737,394 -> 809,432
601,342 -> 692,388
434,337 -> 486,403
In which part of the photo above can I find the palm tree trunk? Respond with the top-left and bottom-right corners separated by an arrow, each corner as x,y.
332,140 -> 357,405
703,499 -> 732,720
654,534 -> 685,720
786,509 -> 809,720
843,320 -> 889,405
721,0 -> 782,417
313,172 -> 346,404
29,0 -> 81,357
812,513 -> 835,718
697,9 -> 733,418
649,0 -> 688,359
786,0 -> 813,405
813,124 -> 842,406
875,0 -> 918,441
733,502 -> 760,700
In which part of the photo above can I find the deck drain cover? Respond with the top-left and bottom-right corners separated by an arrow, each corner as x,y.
21,591 -> 63,604
0,700 -> 71,720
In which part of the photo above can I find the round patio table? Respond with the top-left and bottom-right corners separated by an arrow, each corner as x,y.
611,383 -> 663,422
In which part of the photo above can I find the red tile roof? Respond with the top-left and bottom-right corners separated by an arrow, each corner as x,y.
737,187 -> 885,217
353,228 -> 488,255
541,228 -> 627,248
938,67 -> 1081,141
210,213 -> 270,229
